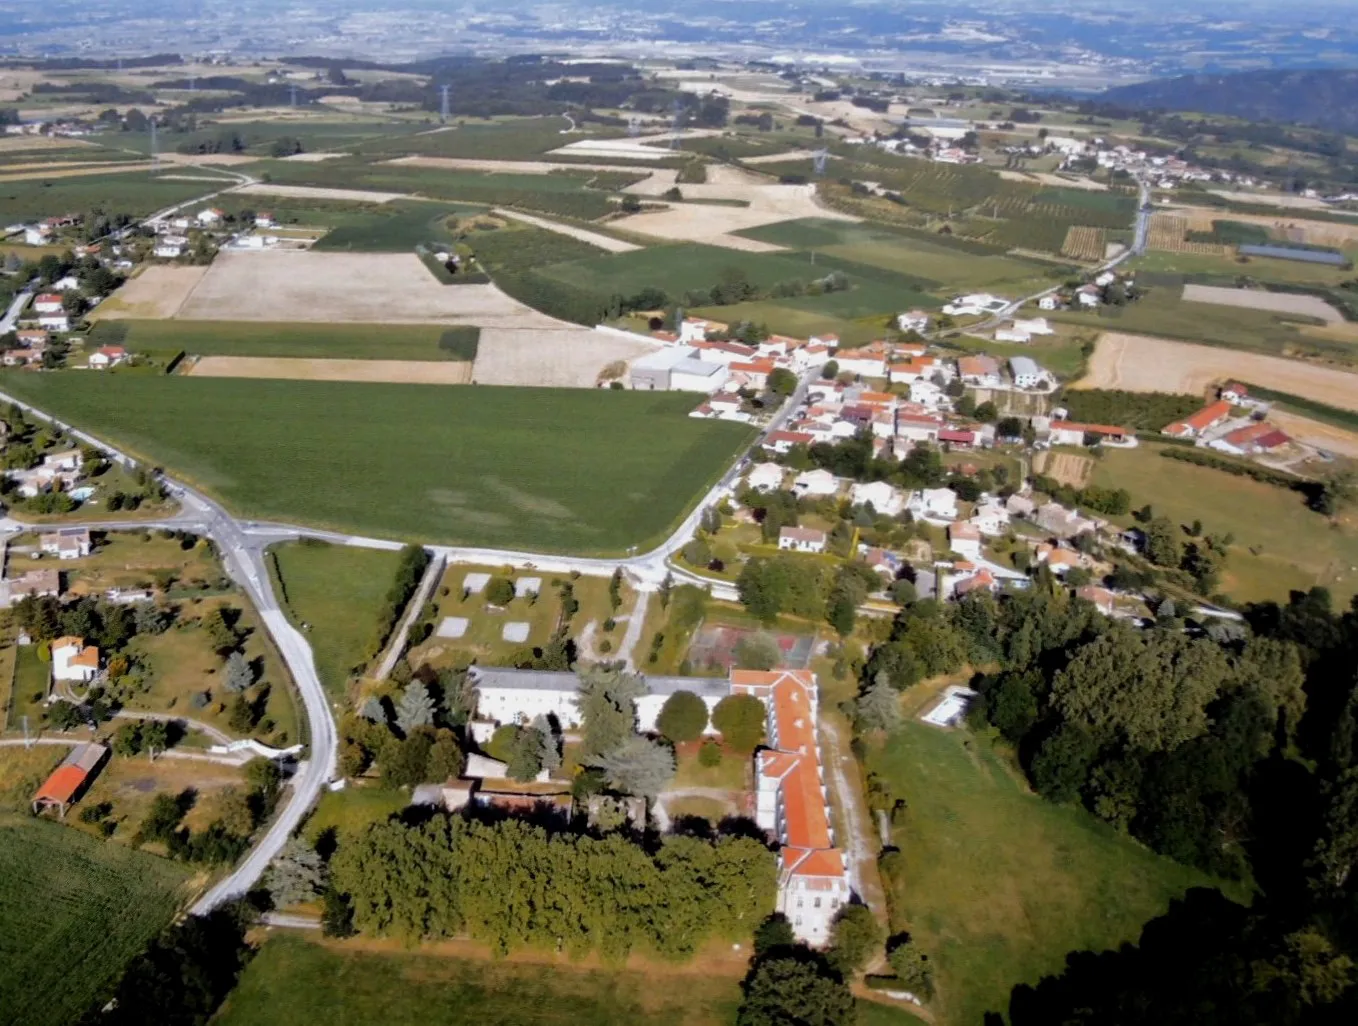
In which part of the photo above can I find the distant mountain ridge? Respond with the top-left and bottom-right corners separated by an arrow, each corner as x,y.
1099,69 -> 1358,134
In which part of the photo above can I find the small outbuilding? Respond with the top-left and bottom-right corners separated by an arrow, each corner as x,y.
32,742 -> 109,817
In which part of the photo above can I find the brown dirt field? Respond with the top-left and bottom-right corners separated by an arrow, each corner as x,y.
472,328 -> 659,388
1076,332 -> 1358,413
0,162 -> 156,182
1167,204 -> 1358,247
1208,190 -> 1356,213
1037,450 -> 1094,486
1266,410 -> 1358,459
233,182 -> 409,204
176,250 -> 582,326
187,356 -> 473,384
157,152 -> 261,167
93,265 -> 209,319
1181,284 -> 1344,323
1030,172 -> 1108,191
610,172 -> 855,251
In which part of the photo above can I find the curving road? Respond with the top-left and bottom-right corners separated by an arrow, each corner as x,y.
0,372 -> 805,911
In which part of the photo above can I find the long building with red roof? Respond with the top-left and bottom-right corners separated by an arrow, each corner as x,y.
732,669 -> 851,946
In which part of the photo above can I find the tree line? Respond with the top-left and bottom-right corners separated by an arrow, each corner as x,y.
329,814 -> 775,960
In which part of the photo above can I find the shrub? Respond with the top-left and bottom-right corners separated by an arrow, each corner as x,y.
656,690 -> 709,744
485,576 -> 515,607
698,739 -> 723,767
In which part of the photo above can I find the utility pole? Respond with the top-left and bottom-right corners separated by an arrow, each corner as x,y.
440,84 -> 451,122
290,83 -> 298,108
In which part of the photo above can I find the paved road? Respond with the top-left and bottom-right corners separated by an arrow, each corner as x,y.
0,288 -> 34,335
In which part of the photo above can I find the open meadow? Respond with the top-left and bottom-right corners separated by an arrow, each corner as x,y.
0,815 -> 188,1026
0,374 -> 754,553
1076,332 -> 1358,413
102,320 -> 463,361
270,541 -> 405,697
0,172 -> 218,221
1089,442 -> 1358,603
866,709 -> 1228,1026
213,932 -> 923,1026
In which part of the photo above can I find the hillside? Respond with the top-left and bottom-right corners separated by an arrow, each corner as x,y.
1100,68 -> 1358,133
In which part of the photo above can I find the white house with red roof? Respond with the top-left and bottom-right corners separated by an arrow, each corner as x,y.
88,346 -> 127,370
733,669 -> 851,946
32,293 -> 64,314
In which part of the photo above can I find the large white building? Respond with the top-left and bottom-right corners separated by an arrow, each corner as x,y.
465,666 -> 852,946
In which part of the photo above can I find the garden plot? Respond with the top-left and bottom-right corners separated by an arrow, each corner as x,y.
177,250 -> 576,326
1182,284 -> 1344,324
472,327 -> 657,388
1077,332 -> 1358,413
93,264 -> 209,319
186,356 -> 473,384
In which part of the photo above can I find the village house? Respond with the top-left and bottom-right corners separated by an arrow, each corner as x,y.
1220,382 -> 1250,405
1035,502 -> 1101,538
88,345 -> 127,370
1009,356 -> 1049,390
52,635 -> 100,682
1075,284 -> 1102,308
792,469 -> 840,498
969,498 -> 1011,536
763,430 -> 815,455
1164,400 -> 1233,439
1036,544 -> 1083,575
727,358 -> 777,391
896,309 -> 930,334
948,521 -> 983,559
196,207 -> 226,225
957,354 -> 1003,388
909,377 -> 946,408
32,293 -> 64,314
691,340 -> 758,365
895,412 -> 943,444
943,293 -> 1008,317
951,567 -> 998,599
154,235 -> 188,259
939,427 -> 976,448
779,526 -> 828,553
909,487 -> 959,522
746,462 -> 786,492
40,527 -> 91,560
888,356 -> 937,385
1209,422 -> 1291,456
689,394 -> 751,423
833,348 -> 888,379
36,312 -> 70,332
1076,584 -> 1118,615
1038,294 -> 1062,311
1046,420 -> 1131,447
6,568 -> 60,603
254,211 -> 277,228
850,480 -> 905,516
678,318 -> 729,343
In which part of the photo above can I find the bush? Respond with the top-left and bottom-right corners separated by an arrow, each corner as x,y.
485,576 -> 515,606
698,739 -> 723,767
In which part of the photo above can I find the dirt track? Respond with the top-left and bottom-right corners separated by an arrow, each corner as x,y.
187,356 -> 473,384
1077,332 -> 1358,413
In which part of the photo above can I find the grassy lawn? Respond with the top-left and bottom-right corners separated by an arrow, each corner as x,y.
1089,442 -> 1358,603
6,531 -> 223,596
302,785 -> 407,846
866,715 -> 1229,1026
310,200 -> 486,252
111,320 -> 466,361
0,375 -> 754,553
8,644 -> 52,734
410,567 -> 628,669
72,752 -> 247,848
270,541 -> 404,699
215,932 -> 926,1026
0,645 -> 14,731
0,815 -> 187,1026
672,743 -> 750,790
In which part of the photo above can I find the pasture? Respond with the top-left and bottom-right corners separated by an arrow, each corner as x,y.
1089,442 -> 1358,603
0,815 -> 187,1026
867,708 -> 1226,1026
270,541 -> 404,696
213,932 -> 923,1026
0,375 -> 755,553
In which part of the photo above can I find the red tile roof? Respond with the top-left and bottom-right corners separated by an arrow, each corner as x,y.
34,765 -> 88,805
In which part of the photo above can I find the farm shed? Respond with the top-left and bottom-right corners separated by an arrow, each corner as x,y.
31,742 -> 109,818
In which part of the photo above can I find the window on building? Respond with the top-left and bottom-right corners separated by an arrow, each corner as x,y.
814,897 -> 822,908
797,899 -> 804,908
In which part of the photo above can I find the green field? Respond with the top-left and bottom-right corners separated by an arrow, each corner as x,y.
1090,442 -> 1358,603
868,719 -> 1227,1026
356,116 -> 608,160
0,173 -> 217,222
270,541 -> 404,696
734,218 -> 1059,292
206,195 -> 484,252
0,816 -> 187,1026
214,933 -> 923,1026
104,320 -> 466,361
119,120 -> 421,157
0,375 -> 753,553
